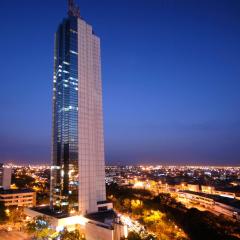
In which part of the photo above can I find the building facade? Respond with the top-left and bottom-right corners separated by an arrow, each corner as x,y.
0,164 -> 12,189
51,0 -> 106,215
0,189 -> 36,207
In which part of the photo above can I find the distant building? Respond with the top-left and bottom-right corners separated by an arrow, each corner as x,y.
201,185 -> 215,194
187,184 -> 200,192
0,164 -> 12,189
178,190 -> 240,221
0,189 -> 36,207
214,190 -> 236,199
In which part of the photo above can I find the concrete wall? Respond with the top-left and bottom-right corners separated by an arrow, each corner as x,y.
85,222 -> 113,240
77,17 -> 106,215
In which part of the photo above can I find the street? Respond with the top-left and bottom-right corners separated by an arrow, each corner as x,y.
119,214 -> 154,238
0,230 -> 30,240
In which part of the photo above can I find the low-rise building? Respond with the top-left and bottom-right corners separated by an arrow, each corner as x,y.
201,185 -> 215,194
0,189 -> 36,207
25,207 -> 125,240
187,184 -> 200,192
177,190 -> 240,221
214,190 -> 236,199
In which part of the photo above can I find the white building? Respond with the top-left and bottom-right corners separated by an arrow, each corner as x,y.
25,1 -> 125,239
0,164 -> 12,189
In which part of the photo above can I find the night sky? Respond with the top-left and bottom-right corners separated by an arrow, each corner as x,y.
0,0 -> 240,165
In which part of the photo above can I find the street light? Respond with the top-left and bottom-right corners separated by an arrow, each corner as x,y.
5,208 -> 10,216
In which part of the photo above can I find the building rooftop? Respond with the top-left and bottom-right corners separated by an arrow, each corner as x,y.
30,206 -> 69,219
0,188 -> 35,194
182,190 -> 240,210
85,209 -> 118,228
29,207 -> 119,230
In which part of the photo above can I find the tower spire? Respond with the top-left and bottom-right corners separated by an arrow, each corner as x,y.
68,0 -> 80,17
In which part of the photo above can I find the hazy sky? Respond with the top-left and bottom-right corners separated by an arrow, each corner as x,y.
0,0 -> 240,165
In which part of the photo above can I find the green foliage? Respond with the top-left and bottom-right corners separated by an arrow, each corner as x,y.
0,201 -> 7,223
36,227 -> 55,239
142,210 -> 165,225
121,232 -> 157,240
8,206 -> 24,223
123,198 -> 131,211
144,234 -> 157,240
59,228 -> 85,240
12,174 -> 35,188
26,215 -> 55,239
107,183 -> 152,201
107,184 -> 240,240
107,184 -> 189,240
127,231 -> 142,240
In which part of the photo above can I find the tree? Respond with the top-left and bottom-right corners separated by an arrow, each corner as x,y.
144,234 -> 157,240
0,201 -> 8,223
123,198 -> 131,211
12,174 -> 35,188
8,206 -> 24,224
143,210 -> 164,225
60,228 -> 85,240
131,199 -> 143,215
127,231 -> 142,240
26,215 -> 55,239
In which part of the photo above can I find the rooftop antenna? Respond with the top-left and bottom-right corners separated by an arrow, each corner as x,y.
68,0 -> 80,17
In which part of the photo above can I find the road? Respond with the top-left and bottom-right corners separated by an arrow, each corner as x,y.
119,214 -> 154,238
0,230 -> 30,240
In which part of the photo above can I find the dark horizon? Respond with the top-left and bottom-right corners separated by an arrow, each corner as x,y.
0,0 -> 240,166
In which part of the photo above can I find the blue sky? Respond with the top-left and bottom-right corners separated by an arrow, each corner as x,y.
0,0 -> 240,165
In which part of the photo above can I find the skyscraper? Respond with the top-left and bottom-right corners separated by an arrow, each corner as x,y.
25,2 -> 125,238
51,0 -> 106,215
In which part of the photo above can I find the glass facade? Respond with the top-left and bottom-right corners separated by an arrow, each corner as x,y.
51,16 -> 79,213
51,0 -> 106,215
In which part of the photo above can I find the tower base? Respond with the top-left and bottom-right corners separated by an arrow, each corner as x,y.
24,206 -> 126,240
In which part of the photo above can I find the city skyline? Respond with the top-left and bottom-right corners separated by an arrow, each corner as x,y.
0,0 -> 240,165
